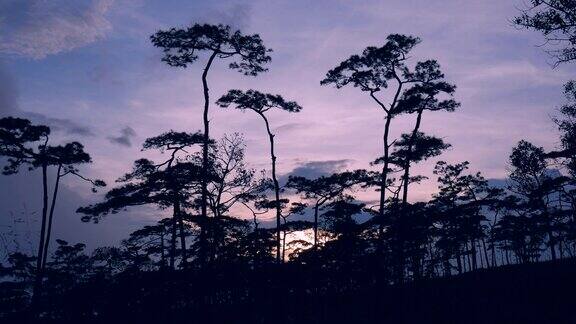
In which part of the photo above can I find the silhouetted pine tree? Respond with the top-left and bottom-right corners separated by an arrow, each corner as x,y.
0,117 -> 103,306
151,24 -> 272,264
216,89 -> 303,262
514,0 -> 576,65
78,131 -> 204,268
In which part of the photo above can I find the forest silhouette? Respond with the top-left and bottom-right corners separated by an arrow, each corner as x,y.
1,1 -> 576,323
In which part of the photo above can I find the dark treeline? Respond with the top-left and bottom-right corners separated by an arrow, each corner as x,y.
1,2 -> 576,323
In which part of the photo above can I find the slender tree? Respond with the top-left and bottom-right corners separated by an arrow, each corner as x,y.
151,25 -> 272,263
320,34 -> 453,241
216,89 -> 303,262
41,143 -> 105,270
392,60 -> 459,206
0,118 -> 50,305
314,196 -> 367,269
0,117 -> 102,305
121,220 -> 173,270
387,131 -> 451,206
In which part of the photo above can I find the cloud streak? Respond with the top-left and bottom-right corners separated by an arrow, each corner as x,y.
0,0 -> 114,59
25,112 -> 94,137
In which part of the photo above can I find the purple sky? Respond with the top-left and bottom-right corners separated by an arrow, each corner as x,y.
0,0 -> 575,250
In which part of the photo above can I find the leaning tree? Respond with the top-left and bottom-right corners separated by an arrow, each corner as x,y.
216,89 -> 303,262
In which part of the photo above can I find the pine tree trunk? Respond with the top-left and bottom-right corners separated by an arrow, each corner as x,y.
199,51 -> 218,265
379,113 -> 393,244
258,112 -> 282,263
371,80 -> 403,247
42,164 -> 62,269
471,240 -> 477,270
175,200 -> 187,267
33,162 -> 49,306
160,232 -> 166,269
170,210 -> 177,269
548,228 -> 557,261
456,252 -> 462,274
314,202 -> 319,247
482,238 -> 491,268
401,109 -> 423,208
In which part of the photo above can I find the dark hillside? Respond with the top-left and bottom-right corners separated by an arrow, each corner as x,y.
6,258 -> 574,324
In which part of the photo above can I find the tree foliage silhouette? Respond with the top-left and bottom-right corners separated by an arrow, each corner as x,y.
286,170 -> 368,247
0,117 -> 103,306
514,0 -> 576,65
216,89 -> 302,262
151,24 -> 272,263
79,131 -> 204,268
321,35 -> 457,245
508,140 -> 563,260
3,21 -> 576,324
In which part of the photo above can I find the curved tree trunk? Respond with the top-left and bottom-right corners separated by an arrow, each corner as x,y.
379,113 -> 393,237
199,51 -> 219,265
371,76 -> 403,251
258,112 -> 282,263
482,238 -> 491,268
546,218 -> 557,260
401,109 -> 424,207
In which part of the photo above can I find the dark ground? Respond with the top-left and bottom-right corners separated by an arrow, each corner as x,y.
6,258 -> 576,324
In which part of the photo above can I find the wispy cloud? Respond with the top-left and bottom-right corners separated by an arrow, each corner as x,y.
26,112 -> 94,137
0,0 -> 114,59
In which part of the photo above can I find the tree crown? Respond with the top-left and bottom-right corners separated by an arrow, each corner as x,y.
216,89 -> 302,114
320,34 -> 421,92
514,0 -> 576,65
151,23 -> 272,76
